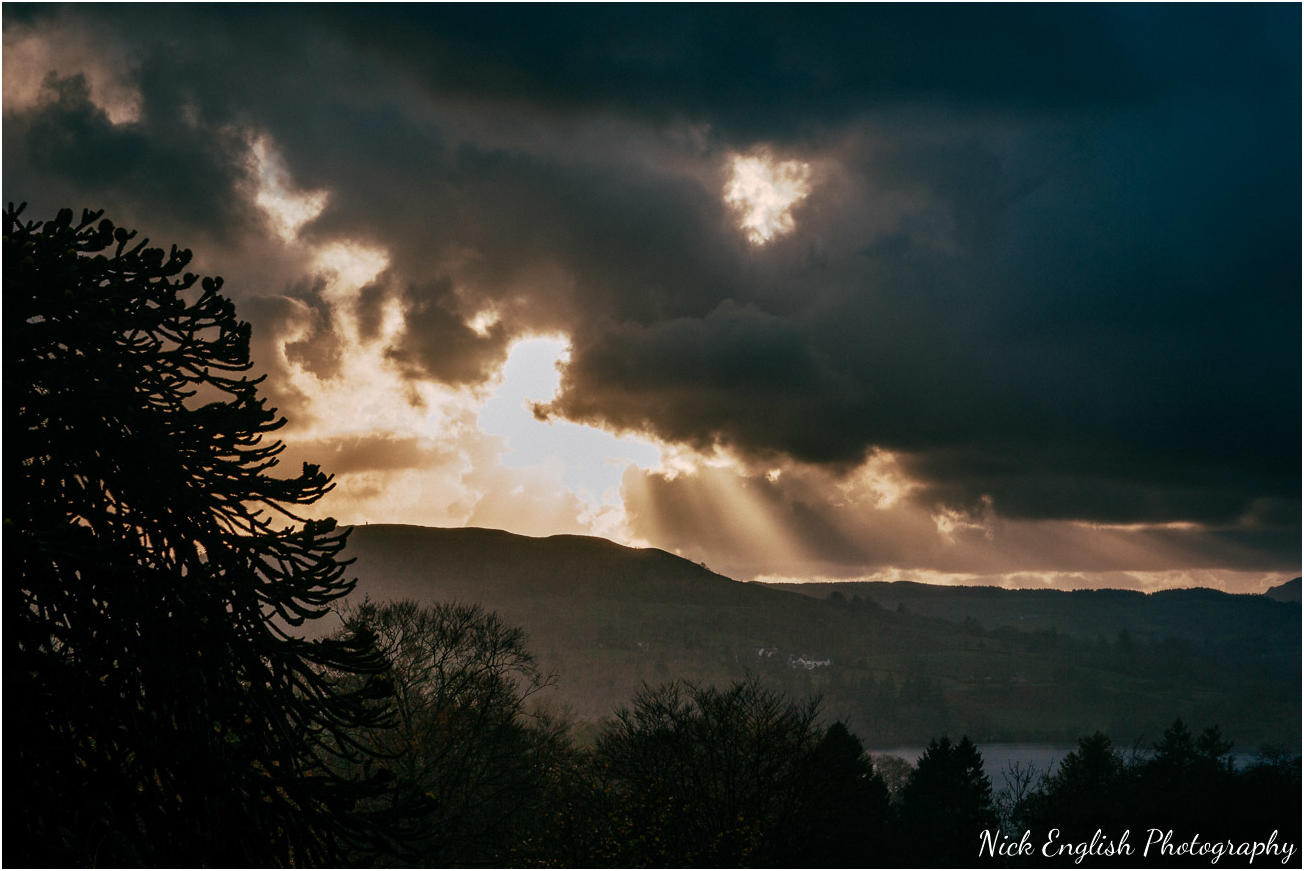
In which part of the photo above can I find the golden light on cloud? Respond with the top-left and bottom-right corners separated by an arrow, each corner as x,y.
313,243 -> 390,309
3,19 -> 141,124
253,195 -> 672,540
234,139 -> 1283,596
834,450 -> 916,510
749,568 -> 1282,595
244,130 -> 670,537
698,468 -> 807,571
250,137 -> 329,243
466,308 -> 502,337
723,151 -> 813,245
1072,520 -> 1204,532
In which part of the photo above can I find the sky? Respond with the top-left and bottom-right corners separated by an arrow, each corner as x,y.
4,4 -> 1299,593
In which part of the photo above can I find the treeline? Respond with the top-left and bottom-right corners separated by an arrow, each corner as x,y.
1004,726 -> 1302,868
331,599 -> 1301,868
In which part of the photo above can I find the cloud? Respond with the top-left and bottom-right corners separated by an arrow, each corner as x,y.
315,5 -> 1295,138
4,5 -> 1297,586
281,434 -> 453,477
724,151 -> 813,245
621,454 -> 1299,587
4,72 -> 258,246
541,300 -> 859,462
383,275 -> 513,386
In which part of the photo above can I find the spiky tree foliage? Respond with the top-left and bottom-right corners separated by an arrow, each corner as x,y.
6,204 -> 399,866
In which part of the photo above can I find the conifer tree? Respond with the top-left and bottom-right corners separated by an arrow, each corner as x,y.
6,204 -> 399,866
897,735 -> 996,866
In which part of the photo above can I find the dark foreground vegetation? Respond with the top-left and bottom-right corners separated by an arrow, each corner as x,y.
333,598 -> 1303,867
9,207 -> 1299,867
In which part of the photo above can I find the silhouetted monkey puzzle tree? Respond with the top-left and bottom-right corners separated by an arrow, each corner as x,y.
6,205 -> 400,866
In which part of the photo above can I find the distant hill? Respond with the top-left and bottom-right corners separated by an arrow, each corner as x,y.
763,579 -> 1298,644
336,524 -> 845,720
333,524 -> 1300,749
341,523 -> 780,608
1264,577 -> 1301,604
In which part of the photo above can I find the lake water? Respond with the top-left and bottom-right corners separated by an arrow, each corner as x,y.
870,743 -> 1270,792
870,743 -> 1074,791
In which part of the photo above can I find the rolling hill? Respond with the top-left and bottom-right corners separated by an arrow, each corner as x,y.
1265,577 -> 1302,603
764,579 -> 1300,644
332,524 -> 1300,749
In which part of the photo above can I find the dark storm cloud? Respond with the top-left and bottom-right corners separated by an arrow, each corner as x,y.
383,274 -> 513,386
551,94 -> 1300,529
295,132 -> 746,331
4,4 -> 1297,571
275,275 -> 344,380
541,300 -> 871,464
5,72 -> 257,246
321,4 -> 1294,137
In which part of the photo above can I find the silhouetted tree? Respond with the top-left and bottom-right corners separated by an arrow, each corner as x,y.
1009,724 -> 1301,868
1230,749 -> 1302,850
1136,719 -> 1234,834
775,720 -> 892,867
897,736 -> 996,867
334,599 -> 572,866
1019,731 -> 1129,841
588,680 -> 813,864
994,760 -> 1044,835
873,753 -> 916,802
587,679 -> 891,866
7,205 -> 400,866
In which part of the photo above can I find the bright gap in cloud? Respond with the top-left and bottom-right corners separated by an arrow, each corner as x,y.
240,137 -> 663,541
251,136 -> 329,243
314,242 -> 391,310
467,308 -> 501,337
478,336 -> 662,503
724,151 -> 813,245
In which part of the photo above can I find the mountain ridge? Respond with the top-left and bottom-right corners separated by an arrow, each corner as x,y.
1264,577 -> 1301,603
343,524 -> 1295,628
334,524 -> 1299,747
341,523 -> 791,607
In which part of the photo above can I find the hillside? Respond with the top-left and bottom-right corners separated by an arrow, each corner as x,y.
1265,577 -> 1302,604
763,579 -> 1300,644
335,524 -> 1300,749
339,523 -> 775,607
